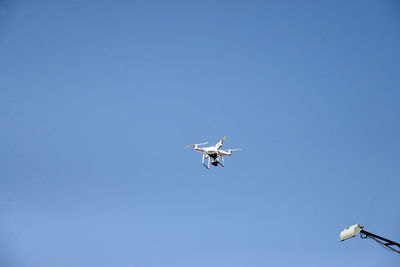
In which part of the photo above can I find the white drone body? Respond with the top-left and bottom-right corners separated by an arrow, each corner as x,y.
185,137 -> 241,169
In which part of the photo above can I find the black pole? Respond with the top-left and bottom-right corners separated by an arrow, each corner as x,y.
360,229 -> 400,253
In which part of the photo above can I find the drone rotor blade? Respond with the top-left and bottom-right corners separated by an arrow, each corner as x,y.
229,148 -> 242,151
185,144 -> 196,148
185,142 -> 208,148
221,137 -> 227,144
197,142 -> 208,146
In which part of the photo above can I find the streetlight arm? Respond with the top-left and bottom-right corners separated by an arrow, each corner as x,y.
360,230 -> 400,254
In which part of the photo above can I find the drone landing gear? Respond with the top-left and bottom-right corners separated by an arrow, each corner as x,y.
219,160 -> 224,167
201,154 -> 224,169
203,161 -> 210,169
202,154 -> 210,169
214,155 -> 224,167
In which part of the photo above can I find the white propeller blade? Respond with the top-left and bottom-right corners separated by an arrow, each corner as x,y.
185,142 -> 208,148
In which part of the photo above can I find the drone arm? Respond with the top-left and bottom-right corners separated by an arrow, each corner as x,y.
219,150 -> 232,156
195,147 -> 205,153
219,149 -> 241,156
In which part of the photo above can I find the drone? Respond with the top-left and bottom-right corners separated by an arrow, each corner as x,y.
185,137 -> 241,169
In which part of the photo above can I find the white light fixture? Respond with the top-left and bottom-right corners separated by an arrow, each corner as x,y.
340,224 -> 364,241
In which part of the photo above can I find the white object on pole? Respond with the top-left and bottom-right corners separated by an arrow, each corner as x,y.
340,224 -> 364,241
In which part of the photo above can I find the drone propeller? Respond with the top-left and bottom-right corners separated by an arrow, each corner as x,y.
221,137 -> 227,144
185,142 -> 208,148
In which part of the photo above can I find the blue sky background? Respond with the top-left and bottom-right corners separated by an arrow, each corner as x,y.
1,0 -> 400,266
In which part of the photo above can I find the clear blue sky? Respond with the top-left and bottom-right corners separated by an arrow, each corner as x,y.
1,1 -> 400,266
